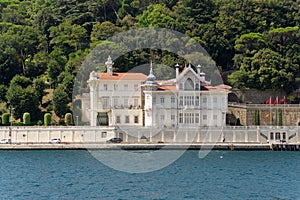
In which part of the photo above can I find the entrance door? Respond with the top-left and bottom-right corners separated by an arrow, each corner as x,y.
97,112 -> 109,126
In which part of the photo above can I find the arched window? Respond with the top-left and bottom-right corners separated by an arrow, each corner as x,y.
184,78 -> 194,90
195,83 -> 199,90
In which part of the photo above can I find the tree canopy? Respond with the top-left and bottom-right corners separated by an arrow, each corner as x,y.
0,0 -> 299,122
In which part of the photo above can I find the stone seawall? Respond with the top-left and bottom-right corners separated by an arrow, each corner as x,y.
0,126 -> 299,145
228,103 -> 300,126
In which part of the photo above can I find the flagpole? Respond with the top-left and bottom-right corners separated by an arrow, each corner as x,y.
283,96 -> 285,126
269,96 -> 272,126
276,96 -> 278,126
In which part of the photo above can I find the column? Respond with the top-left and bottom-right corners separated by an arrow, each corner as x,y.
90,82 -> 97,126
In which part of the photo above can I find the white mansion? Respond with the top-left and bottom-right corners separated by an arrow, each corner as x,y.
81,56 -> 231,127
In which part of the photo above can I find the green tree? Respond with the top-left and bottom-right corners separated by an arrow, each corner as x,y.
33,76 -> 46,105
0,85 -> 7,102
0,33 -> 22,85
91,21 -> 121,43
6,75 -> 41,121
49,20 -> 88,54
138,4 -> 175,28
53,84 -> 69,118
229,48 -> 294,91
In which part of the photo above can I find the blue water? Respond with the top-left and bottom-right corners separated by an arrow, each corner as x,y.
0,150 -> 299,199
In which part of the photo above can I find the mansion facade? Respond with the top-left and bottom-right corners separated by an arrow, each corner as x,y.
81,56 -> 231,127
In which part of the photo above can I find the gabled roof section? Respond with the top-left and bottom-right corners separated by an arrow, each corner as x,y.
176,67 -> 201,82
98,72 -> 147,80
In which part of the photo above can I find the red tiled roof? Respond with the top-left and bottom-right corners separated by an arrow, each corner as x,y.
98,72 -> 147,80
203,85 -> 231,91
158,85 -> 176,90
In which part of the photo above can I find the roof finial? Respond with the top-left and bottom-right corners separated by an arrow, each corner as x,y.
150,60 -> 153,74
188,61 -> 191,68
105,55 -> 114,76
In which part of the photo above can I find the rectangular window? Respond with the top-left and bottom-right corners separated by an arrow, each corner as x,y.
195,96 -> 200,107
124,98 -> 129,107
171,115 -> 175,121
160,115 -> 165,121
171,96 -> 175,103
213,97 -> 217,103
270,132 -> 274,140
116,116 -> 121,123
275,132 -> 281,140
113,98 -> 119,106
101,132 -> 107,138
191,113 -> 194,124
160,97 -> 165,105
179,96 -> 183,106
134,98 -> 138,107
103,98 -> 109,109
195,113 -> 199,124
153,97 -> 156,104
184,96 -> 187,106
184,113 -> 189,124
125,116 -> 130,123
103,84 -> 108,91
179,113 -> 183,123
282,132 -> 286,140
203,97 -> 207,103
171,96 -> 175,108
203,114 -> 207,120
134,84 -> 138,91
134,116 -> 139,123
124,84 -> 128,91
114,84 -> 118,91
213,115 -> 217,120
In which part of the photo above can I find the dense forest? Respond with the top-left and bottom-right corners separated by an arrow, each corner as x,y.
0,0 -> 299,124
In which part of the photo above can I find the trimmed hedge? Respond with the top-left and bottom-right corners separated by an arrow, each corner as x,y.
23,112 -> 30,125
65,113 -> 73,126
2,113 -> 9,126
44,113 -> 51,126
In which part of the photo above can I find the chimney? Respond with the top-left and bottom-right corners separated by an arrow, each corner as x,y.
175,63 -> 179,78
105,56 -> 114,76
196,64 -> 201,75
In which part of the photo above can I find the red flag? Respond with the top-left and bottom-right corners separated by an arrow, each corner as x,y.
279,96 -> 285,104
265,97 -> 271,104
273,97 -> 278,105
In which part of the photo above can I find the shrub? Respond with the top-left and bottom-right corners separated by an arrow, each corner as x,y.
65,113 -> 73,126
50,119 -> 57,126
37,120 -> 43,126
2,113 -> 9,126
44,113 -> 51,126
46,104 -> 53,112
23,112 -> 30,125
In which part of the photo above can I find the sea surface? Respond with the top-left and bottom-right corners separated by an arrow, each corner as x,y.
0,150 -> 299,199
